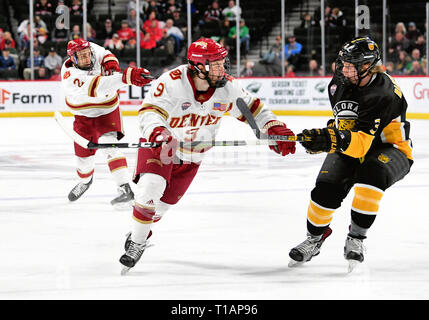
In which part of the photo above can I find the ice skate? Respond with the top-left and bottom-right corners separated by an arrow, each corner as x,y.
124,230 -> 152,251
111,183 -> 134,209
68,177 -> 93,202
120,239 -> 148,275
344,235 -> 365,273
288,227 -> 332,267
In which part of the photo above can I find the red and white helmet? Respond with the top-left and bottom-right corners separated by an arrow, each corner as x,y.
67,38 -> 95,70
187,38 -> 229,87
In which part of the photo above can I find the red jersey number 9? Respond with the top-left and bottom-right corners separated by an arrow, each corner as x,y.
154,83 -> 165,97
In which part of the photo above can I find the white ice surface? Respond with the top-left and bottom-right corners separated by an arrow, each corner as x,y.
0,115 -> 428,300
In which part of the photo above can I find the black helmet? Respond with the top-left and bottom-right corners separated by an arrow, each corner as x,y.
335,37 -> 381,85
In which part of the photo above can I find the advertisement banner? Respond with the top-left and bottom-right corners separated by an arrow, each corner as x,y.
1,76 -> 429,116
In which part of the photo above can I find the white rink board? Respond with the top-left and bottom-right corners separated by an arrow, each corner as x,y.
1,76 -> 429,114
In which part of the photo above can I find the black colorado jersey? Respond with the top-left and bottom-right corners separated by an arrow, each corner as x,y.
327,72 -> 413,160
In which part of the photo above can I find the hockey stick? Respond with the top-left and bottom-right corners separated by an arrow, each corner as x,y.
235,97 -> 310,142
54,111 -> 275,149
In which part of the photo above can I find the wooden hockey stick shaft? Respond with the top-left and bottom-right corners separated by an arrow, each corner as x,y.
54,112 -> 276,149
235,97 -> 310,142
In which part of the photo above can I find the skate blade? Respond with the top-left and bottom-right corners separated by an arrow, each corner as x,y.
121,266 -> 131,276
288,259 -> 304,268
347,260 -> 361,273
112,200 -> 135,211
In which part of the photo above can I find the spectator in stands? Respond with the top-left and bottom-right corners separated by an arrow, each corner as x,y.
117,20 -> 135,43
328,8 -> 346,28
56,0 -> 66,14
394,22 -> 407,36
70,24 -> 81,40
23,38 -> 46,57
0,29 -> 4,44
172,10 -> 187,35
20,25 -> 37,51
104,33 -> 125,51
23,47 -> 45,79
308,59 -> 323,76
406,22 -> 421,43
140,31 -> 156,50
156,30 -> 175,56
261,35 -> 282,65
145,1 -> 159,19
241,59 -> 255,77
44,47 -> 62,74
36,66 -> 50,79
411,34 -> 426,58
222,0 -> 241,22
284,34 -> 302,67
85,23 -> 97,42
0,48 -> 16,70
408,60 -> 424,75
219,18 -> 231,40
49,65 -> 61,80
164,18 -> 184,54
144,19 -> 163,43
319,6 -> 331,27
35,0 -> 54,17
405,48 -> 423,74
52,20 -> 69,42
300,12 -> 316,29
34,15 -> 48,34
70,0 -> 83,16
37,27 -> 49,45
394,50 -> 410,75
160,0 -> 180,21
126,36 -> 138,50
389,32 -> 410,62
127,9 -> 144,31
228,19 -> 250,55
285,64 -> 296,77
0,32 -> 16,51
128,0 -> 149,15
204,1 -> 222,24
3,39 -> 18,56
97,19 -> 114,41
143,11 -> 159,31
17,16 -> 46,38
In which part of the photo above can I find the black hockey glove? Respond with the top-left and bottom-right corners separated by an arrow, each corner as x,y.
297,127 -> 351,154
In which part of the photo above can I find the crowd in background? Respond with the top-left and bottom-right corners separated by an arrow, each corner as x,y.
0,0 -> 427,80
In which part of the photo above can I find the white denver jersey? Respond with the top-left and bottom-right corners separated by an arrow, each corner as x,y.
61,42 -> 125,118
139,64 -> 278,163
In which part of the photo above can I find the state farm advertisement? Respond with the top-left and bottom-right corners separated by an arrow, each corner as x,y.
1,76 -> 429,115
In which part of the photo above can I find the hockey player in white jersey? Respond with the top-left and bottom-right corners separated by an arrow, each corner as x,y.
61,38 -> 153,208
119,38 -> 297,273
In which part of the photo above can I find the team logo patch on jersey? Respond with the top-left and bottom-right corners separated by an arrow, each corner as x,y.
337,118 -> 356,130
63,71 -> 71,79
181,102 -> 192,111
213,102 -> 227,111
330,84 -> 337,96
194,41 -> 208,49
378,153 -> 390,164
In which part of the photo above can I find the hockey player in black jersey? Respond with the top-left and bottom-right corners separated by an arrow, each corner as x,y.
288,37 -> 413,272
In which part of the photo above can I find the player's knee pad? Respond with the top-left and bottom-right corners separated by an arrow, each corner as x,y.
311,181 -> 349,209
135,173 -> 167,206
357,148 -> 410,190
76,156 -> 95,182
